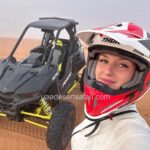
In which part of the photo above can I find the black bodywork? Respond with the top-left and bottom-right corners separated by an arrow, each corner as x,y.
0,17 -> 85,118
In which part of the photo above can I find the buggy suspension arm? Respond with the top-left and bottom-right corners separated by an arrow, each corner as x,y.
23,118 -> 48,129
0,111 -> 50,129
21,111 -> 51,120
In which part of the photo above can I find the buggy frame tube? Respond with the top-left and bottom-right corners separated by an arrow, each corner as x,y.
8,25 -> 30,59
21,111 -> 51,120
0,112 -> 49,129
24,118 -> 48,129
67,80 -> 79,94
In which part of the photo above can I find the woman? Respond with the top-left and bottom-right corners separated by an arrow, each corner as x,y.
71,22 -> 150,150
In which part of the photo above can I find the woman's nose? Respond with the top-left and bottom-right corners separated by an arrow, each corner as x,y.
103,64 -> 115,76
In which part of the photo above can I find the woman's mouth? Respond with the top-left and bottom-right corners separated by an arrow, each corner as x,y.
98,78 -> 116,85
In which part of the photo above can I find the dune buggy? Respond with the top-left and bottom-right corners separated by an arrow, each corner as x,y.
0,17 -> 85,150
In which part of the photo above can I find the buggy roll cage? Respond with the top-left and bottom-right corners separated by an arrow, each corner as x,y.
7,17 -> 79,64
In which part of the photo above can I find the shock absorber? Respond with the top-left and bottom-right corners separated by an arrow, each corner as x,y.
40,97 -> 52,116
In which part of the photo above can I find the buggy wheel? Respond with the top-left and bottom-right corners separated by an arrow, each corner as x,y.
46,101 -> 76,150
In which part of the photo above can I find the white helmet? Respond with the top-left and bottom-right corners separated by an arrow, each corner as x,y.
76,22 -> 150,119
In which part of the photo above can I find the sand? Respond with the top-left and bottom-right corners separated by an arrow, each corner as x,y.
0,37 -> 149,150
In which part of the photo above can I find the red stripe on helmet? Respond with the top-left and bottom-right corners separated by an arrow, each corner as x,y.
128,23 -> 144,38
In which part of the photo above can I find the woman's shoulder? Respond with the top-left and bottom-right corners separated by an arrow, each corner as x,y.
113,112 -> 150,150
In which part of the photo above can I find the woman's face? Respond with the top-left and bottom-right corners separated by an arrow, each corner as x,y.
95,53 -> 136,90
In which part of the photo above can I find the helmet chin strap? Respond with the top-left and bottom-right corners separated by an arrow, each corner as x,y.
72,110 -> 137,137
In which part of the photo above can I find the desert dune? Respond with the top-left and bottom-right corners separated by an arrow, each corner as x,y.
0,37 -> 149,150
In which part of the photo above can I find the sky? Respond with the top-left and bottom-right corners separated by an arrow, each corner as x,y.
0,0 -> 150,38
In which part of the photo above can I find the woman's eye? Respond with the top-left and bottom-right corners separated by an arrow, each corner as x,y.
99,59 -> 108,64
119,63 -> 129,68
